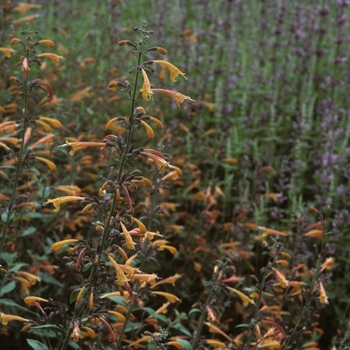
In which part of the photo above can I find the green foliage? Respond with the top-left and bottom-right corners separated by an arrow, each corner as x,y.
0,1 -> 350,350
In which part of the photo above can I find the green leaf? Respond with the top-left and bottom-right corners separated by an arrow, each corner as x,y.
0,281 -> 16,296
0,298 -> 37,315
188,308 -> 201,317
30,324 -> 65,337
42,274 -> 63,287
1,210 -> 14,222
170,323 -> 192,337
27,339 -> 49,350
235,323 -> 251,328
124,321 -> 142,332
22,227 -> 37,237
105,296 -> 129,307
70,288 -> 82,304
9,262 -> 29,272
68,340 -> 81,349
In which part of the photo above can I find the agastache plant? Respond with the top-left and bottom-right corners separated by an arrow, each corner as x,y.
17,22 -> 194,349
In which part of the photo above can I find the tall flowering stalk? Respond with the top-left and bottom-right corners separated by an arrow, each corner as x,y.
25,22 -> 194,349
1,31 -> 61,255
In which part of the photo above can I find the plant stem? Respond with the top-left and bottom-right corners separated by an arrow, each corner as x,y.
0,64 -> 29,256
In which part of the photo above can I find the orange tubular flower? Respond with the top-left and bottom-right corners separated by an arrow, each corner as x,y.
140,69 -> 154,101
206,339 -> 226,349
63,140 -> 106,156
318,282 -> 329,304
35,156 -> 57,171
37,53 -> 63,66
16,271 -> 41,285
108,254 -> 130,286
39,39 -> 55,48
271,268 -> 289,288
0,48 -> 14,58
24,296 -> 48,304
151,291 -> 180,303
51,239 -> 79,252
43,196 -> 85,212
153,60 -> 187,82
120,222 -> 137,250
70,321 -> 81,342
227,287 -> 255,307
151,88 -> 195,108
22,57 -> 30,72
166,341 -> 184,349
0,313 -> 30,325
320,257 -> 334,272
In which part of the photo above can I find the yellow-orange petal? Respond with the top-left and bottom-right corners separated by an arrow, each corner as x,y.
36,156 -> 57,171
51,239 -> 78,252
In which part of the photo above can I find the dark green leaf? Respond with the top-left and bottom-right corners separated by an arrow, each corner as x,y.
70,288 -> 82,304
188,308 -> 201,317
27,339 -> 49,350
22,227 -> 37,237
0,281 -> 16,296
9,262 -> 29,272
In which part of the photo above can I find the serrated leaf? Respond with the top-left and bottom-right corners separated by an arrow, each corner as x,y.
27,339 -> 49,350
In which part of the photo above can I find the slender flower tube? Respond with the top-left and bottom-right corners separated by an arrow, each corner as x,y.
227,287 -> 255,307
43,196 -> 85,212
51,239 -> 79,252
151,88 -> 195,107
153,60 -> 187,82
0,313 -> 30,325
140,69 -> 153,101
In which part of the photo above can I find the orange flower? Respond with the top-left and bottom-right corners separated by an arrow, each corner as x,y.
320,257 -> 334,272
37,53 -> 63,66
13,3 -> 41,13
0,47 -> 14,58
39,39 -> 55,48
120,222 -> 137,250
271,268 -> 289,288
153,60 -> 187,82
16,271 -> 41,285
227,287 -> 255,307
318,282 -> 329,304
70,321 -> 81,342
140,69 -> 153,100
206,339 -> 226,349
35,156 -> 57,171
43,196 -> 85,212
151,88 -> 195,108
51,239 -> 79,252
304,230 -> 323,239
151,291 -> 180,303
108,254 -> 129,286
24,296 -> 48,304
0,313 -> 29,325
63,140 -> 106,156
22,57 -> 30,72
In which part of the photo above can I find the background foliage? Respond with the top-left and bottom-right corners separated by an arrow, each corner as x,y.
1,1 -> 350,349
